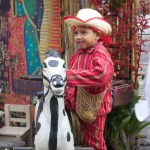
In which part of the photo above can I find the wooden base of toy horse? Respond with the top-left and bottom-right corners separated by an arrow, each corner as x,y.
13,147 -> 94,150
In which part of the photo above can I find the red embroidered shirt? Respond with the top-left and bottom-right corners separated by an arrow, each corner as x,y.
65,41 -> 114,150
65,41 -> 114,113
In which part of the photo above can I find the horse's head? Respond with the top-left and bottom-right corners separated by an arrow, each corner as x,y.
42,50 -> 66,97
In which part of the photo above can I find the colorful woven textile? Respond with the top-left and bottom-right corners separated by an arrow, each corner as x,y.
0,11 -> 9,93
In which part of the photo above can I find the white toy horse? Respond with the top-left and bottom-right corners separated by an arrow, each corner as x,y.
34,50 -> 74,150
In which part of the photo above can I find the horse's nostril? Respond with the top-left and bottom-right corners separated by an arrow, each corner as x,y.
53,81 -> 57,86
52,76 -> 64,88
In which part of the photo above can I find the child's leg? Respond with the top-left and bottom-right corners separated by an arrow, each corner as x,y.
81,115 -> 107,150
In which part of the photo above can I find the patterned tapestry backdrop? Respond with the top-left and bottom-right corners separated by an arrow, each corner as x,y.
0,0 -> 62,109
0,11 -> 10,94
7,12 -> 27,89
0,10 -> 32,109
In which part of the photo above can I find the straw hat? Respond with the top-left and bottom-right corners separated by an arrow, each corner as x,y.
64,8 -> 112,36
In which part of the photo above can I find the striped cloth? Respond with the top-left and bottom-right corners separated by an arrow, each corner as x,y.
65,41 -> 114,150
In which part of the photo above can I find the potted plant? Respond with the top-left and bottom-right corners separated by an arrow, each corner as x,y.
105,88 -> 150,150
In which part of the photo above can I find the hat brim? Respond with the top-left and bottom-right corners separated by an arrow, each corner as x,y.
64,16 -> 112,35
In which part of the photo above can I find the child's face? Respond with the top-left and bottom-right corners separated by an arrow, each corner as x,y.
74,26 -> 100,50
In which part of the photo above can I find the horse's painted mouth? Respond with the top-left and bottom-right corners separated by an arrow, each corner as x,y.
53,89 -> 64,96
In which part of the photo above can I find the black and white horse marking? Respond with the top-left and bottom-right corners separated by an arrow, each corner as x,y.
34,51 -> 74,150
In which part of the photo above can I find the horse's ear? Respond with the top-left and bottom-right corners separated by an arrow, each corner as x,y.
45,51 -> 51,58
45,49 -> 61,58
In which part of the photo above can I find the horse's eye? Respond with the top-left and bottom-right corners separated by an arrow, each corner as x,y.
43,62 -> 47,68
63,63 -> 66,68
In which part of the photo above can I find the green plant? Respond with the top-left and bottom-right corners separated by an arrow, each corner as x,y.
105,89 -> 150,150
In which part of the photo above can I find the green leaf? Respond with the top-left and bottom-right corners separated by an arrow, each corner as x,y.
120,116 -> 131,130
136,122 -> 150,133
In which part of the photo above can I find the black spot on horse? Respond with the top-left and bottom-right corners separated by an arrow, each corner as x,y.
63,109 -> 66,116
67,132 -> 71,142
49,95 -> 58,150
48,60 -> 59,67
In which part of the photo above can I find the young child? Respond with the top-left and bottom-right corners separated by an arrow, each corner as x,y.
64,8 -> 114,150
